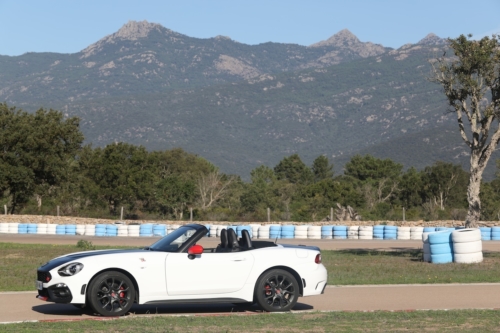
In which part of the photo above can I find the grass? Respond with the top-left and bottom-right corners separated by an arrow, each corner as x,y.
1,243 -> 500,291
2,310 -> 500,332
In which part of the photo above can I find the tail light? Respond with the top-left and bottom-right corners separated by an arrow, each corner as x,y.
315,254 -> 322,264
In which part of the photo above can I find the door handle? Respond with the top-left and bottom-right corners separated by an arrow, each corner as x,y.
232,257 -> 246,261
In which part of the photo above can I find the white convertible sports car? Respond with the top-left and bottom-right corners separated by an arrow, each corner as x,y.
36,224 -> 327,316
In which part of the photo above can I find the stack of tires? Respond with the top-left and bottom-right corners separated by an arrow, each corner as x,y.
18,224 -> 28,234
65,225 -> 77,236
47,224 -> 57,235
250,224 -> 261,239
348,226 -> 359,239
117,224 -> 128,237
85,224 -> 96,236
384,226 -> 398,240
281,225 -> 295,239
373,225 -> 384,239
95,224 -> 107,236
216,225 -> 227,237
410,227 -> 424,240
321,226 -> 333,239
397,226 -> 411,240
307,226 -> 322,239
479,227 -> 492,241
358,226 -> 373,240
204,225 -> 211,237
140,224 -> 153,237
422,232 -> 432,262
492,227 -> 500,241
56,225 -> 66,235
269,225 -> 281,239
128,224 -> 140,237
237,225 -> 252,238
333,226 -> 347,239
423,227 -> 436,233
452,228 -> 483,263
76,225 -> 85,235
209,225 -> 217,237
153,224 -> 166,237
428,230 -> 454,264
258,225 -> 270,239
8,223 -> 19,234
0,223 -> 8,233
106,224 -> 118,237
27,223 -> 38,234
37,224 -> 48,235
295,225 -> 309,239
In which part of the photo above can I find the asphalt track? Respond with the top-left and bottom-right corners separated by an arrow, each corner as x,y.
1,234 -> 500,323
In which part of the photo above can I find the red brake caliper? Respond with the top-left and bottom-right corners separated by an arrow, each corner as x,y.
265,285 -> 272,296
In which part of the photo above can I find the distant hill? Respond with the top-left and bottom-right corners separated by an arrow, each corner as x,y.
2,20 -> 495,180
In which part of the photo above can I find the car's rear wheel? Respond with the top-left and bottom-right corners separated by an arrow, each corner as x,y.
255,269 -> 298,312
88,271 -> 135,316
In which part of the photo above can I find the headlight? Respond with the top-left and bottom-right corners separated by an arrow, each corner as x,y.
58,263 -> 84,276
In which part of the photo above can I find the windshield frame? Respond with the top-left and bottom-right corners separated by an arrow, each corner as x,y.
148,224 -> 207,253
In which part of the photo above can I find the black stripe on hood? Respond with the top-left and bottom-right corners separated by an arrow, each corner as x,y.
38,249 -> 147,272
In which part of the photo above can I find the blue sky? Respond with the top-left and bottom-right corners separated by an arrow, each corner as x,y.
1,0 -> 499,56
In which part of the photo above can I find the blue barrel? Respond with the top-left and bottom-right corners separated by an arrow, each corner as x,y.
480,227 -> 492,241
95,224 -> 106,236
153,224 -> 166,237
27,223 -> 38,234
281,225 -> 295,239
65,224 -> 76,236
435,227 -> 450,231
428,230 -> 453,264
384,226 -> 397,240
55,225 -> 66,235
333,225 -> 347,239
140,224 -> 153,237
18,223 -> 28,234
423,227 -> 436,233
373,225 -> 384,239
237,225 -> 252,238
269,225 -> 281,239
492,227 -> 500,241
106,224 -> 118,237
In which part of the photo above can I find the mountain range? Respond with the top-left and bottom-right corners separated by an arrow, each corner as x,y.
1,20 -> 495,180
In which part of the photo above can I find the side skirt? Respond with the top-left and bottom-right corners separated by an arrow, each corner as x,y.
144,298 -> 248,305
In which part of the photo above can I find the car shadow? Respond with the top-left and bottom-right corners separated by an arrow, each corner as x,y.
32,302 -> 314,317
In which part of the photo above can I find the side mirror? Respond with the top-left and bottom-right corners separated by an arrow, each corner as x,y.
187,244 -> 204,259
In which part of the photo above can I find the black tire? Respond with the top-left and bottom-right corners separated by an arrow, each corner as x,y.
88,271 -> 135,316
255,269 -> 299,312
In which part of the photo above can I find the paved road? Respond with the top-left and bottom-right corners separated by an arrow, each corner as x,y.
1,283 -> 500,323
3,233 -> 500,251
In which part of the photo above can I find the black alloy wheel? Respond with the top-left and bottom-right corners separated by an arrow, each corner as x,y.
88,271 -> 135,316
255,269 -> 299,312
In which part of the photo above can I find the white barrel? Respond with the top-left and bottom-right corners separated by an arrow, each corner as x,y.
216,225 -> 227,237
0,223 -> 9,233
37,223 -> 48,235
47,224 -> 57,235
258,225 -> 270,239
308,226 -> 322,239
8,222 -> 19,234
209,225 -> 217,237
295,225 -> 309,239
75,225 -> 85,235
84,224 -> 95,236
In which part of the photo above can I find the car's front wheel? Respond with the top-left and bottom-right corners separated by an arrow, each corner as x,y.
88,271 -> 135,316
255,269 -> 299,312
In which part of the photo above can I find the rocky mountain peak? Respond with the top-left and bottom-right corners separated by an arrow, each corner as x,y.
114,20 -> 163,40
417,33 -> 448,46
309,29 -> 361,48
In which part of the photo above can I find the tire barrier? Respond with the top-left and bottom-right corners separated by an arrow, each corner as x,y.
85,224 -> 96,236
47,224 -> 57,235
208,225 -> 217,237
280,225 -> 295,239
8,223 -> 19,234
410,226 -> 423,240
18,224 -> 28,234
452,228 -> 483,264
249,224 -> 261,239
428,230 -> 453,264
153,224 -> 166,237
237,225 -> 252,238
492,227 -> 500,241
0,223 -> 8,233
139,224 -> 153,237
128,224 -> 140,237
55,225 -> 66,235
479,227 -> 492,241
397,226 -> 411,240
423,227 -> 436,233
358,226 -> 373,240
321,225 -> 333,239
117,224 -> 128,237
422,232 -> 432,262
269,225 -> 281,239
65,225 -> 77,236
37,223 -> 48,235
95,224 -> 106,236
295,225 -> 309,239
27,223 -> 38,234
373,225 -> 384,240
106,224 -> 118,237
348,226 -> 359,239
258,225 -> 270,239
383,226 -> 398,240
76,224 -> 85,235
333,225 -> 347,239
308,226 -> 322,239
216,225 -> 227,237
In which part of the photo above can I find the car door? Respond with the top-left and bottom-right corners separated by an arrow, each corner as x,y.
165,251 -> 255,296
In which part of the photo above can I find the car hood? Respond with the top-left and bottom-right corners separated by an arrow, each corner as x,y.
38,249 -> 147,271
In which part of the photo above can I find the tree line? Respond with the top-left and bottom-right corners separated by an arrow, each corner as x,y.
2,102 -> 500,222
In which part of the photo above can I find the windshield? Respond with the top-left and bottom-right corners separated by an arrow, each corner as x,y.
148,226 -> 199,252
